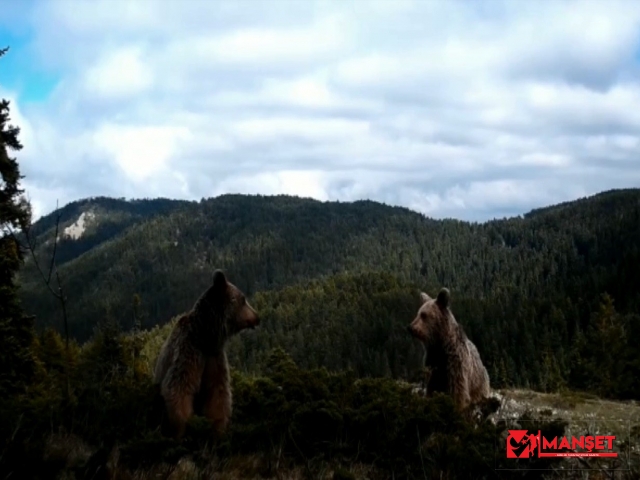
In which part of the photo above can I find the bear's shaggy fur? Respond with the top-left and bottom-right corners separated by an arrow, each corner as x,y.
407,288 -> 490,411
153,270 -> 259,439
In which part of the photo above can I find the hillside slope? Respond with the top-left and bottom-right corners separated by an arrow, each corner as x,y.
21,196 -> 195,268
16,189 -> 640,395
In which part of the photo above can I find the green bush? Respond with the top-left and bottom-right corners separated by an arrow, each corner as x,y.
1,331 -> 570,479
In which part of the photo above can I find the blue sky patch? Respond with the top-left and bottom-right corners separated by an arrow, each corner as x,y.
0,30 -> 58,104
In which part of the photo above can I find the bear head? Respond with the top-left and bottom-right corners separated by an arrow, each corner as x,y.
205,269 -> 260,336
407,287 -> 451,345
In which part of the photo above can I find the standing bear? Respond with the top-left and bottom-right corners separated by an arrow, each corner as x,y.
407,287 -> 490,411
153,269 -> 260,439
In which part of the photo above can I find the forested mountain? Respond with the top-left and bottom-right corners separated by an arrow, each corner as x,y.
16,189 -> 640,398
21,196 -> 194,267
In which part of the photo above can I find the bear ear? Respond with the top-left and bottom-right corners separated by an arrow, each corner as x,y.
420,292 -> 432,304
436,288 -> 450,308
212,269 -> 227,291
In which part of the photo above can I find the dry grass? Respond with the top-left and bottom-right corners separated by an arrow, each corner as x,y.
40,387 -> 640,479
116,456 -> 384,480
43,433 -> 95,470
40,440 -> 386,480
494,388 -> 640,441
489,388 -> 640,478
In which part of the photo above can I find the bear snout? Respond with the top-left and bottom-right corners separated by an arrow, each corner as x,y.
407,322 -> 425,341
246,312 -> 260,329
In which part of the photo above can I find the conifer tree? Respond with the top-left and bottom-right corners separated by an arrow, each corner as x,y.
0,46 -> 36,395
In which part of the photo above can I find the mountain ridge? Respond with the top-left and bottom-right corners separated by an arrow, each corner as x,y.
15,187 -> 640,395
29,188 -> 635,238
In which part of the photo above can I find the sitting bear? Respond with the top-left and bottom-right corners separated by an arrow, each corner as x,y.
407,287 -> 490,411
153,269 -> 259,439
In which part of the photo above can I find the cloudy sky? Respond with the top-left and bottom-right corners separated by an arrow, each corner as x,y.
1,0 -> 640,222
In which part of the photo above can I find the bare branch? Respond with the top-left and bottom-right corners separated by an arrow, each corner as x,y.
20,202 -> 63,296
55,267 -> 69,350
18,200 -> 70,349
47,200 -> 61,285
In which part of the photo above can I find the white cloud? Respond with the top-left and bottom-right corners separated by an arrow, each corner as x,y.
187,15 -> 350,66
92,124 -> 192,182
213,170 -> 330,200
230,116 -> 370,145
4,0 -> 640,222
82,45 -> 154,99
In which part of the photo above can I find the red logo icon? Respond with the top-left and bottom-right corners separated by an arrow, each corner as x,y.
506,430 -> 539,458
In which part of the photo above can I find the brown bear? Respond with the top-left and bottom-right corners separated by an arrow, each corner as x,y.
153,269 -> 259,439
407,287 -> 490,412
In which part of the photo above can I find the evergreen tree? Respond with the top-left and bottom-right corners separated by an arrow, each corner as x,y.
568,293 -> 628,398
0,46 -> 36,396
